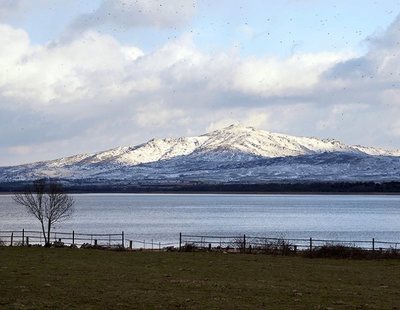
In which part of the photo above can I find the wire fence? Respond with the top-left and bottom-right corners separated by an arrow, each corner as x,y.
125,239 -> 177,250
0,229 -> 177,250
179,233 -> 400,252
1,230 -> 400,253
0,229 -> 124,247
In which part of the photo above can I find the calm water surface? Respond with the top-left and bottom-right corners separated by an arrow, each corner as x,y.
1,194 -> 400,244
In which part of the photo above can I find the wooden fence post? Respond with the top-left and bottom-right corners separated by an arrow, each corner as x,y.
309,238 -> 313,252
26,236 -> 29,246
10,232 -> 13,247
243,234 -> 246,253
179,232 -> 182,251
372,238 -> 375,251
94,239 -> 97,246
22,229 -> 25,246
72,231 -> 75,246
122,231 -> 125,248
129,240 -> 133,249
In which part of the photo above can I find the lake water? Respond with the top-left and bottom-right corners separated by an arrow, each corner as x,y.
1,194 -> 400,246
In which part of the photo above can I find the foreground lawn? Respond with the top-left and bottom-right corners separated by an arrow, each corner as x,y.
0,248 -> 399,309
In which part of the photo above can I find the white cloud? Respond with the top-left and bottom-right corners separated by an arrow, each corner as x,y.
0,26 -> 348,113
231,52 -> 352,97
0,28 -> 145,105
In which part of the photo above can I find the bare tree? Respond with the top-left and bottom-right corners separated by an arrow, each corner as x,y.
13,179 -> 74,246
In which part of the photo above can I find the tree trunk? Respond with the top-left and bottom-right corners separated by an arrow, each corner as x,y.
46,219 -> 51,247
40,220 -> 47,246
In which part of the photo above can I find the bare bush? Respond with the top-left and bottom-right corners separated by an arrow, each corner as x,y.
13,179 -> 74,247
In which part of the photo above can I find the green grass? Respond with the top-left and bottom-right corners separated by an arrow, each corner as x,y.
1,247 -> 400,309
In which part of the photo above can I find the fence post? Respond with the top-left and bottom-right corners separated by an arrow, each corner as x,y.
309,238 -> 313,252
22,229 -> 25,246
94,239 -> 97,246
129,240 -> 133,249
372,238 -> 375,251
72,230 -> 75,246
122,231 -> 125,248
26,236 -> 29,246
159,242 -> 161,251
151,239 -> 154,251
179,232 -> 182,251
243,234 -> 246,253
10,232 -> 13,247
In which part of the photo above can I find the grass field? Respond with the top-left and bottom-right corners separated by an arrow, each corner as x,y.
1,248 -> 400,309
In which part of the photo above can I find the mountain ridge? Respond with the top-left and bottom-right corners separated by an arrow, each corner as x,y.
1,124 -> 400,184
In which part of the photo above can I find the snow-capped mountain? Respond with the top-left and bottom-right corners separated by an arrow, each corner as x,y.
1,124 -> 400,184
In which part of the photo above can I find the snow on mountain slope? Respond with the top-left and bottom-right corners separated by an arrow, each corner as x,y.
118,136 -> 208,165
48,123 -> 400,167
196,124 -> 356,157
1,124 -> 400,183
197,124 -> 400,157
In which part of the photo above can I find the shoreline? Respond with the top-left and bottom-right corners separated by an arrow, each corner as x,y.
1,191 -> 400,195
3,180 -> 400,195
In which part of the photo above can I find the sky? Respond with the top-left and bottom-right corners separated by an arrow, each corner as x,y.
1,0 -> 400,165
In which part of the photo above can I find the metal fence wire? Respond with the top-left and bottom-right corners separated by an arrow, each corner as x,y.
179,233 -> 400,252
0,229 -> 176,250
0,229 -> 124,247
1,230 -> 400,252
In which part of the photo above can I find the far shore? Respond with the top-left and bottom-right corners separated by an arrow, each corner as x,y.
1,190 -> 400,195
2,180 -> 400,195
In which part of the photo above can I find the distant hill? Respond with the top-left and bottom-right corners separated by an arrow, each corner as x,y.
1,124 -> 400,188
